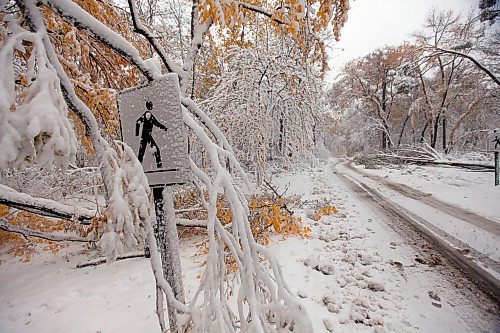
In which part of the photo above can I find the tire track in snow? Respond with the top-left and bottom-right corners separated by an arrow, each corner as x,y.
332,160 -> 500,305
343,162 -> 500,237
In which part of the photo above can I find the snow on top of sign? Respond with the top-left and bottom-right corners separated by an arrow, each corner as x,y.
143,57 -> 162,77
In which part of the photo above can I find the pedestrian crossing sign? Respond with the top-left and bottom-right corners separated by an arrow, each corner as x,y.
488,129 -> 500,153
117,74 -> 190,186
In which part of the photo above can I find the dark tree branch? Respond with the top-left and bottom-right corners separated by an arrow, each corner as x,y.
236,2 -> 285,25
127,0 -> 181,75
262,179 -> 293,215
435,47 -> 500,87
76,252 -> 146,268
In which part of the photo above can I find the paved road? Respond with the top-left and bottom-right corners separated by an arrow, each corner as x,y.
343,162 -> 500,237
331,160 -> 500,304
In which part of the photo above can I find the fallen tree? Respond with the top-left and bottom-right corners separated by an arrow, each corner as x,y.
354,145 -> 495,171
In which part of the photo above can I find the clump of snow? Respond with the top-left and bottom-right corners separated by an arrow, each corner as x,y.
98,143 -> 149,261
0,20 -> 77,170
143,57 -> 162,78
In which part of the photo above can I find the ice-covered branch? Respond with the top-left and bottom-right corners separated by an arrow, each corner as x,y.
0,217 -> 90,242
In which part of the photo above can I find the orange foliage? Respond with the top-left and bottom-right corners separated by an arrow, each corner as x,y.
220,194 -> 310,243
0,205 -> 89,263
196,0 -> 350,76
313,203 -> 338,221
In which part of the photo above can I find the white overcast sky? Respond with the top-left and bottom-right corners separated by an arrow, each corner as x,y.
326,0 -> 477,80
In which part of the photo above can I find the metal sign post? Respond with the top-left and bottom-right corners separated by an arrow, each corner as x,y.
487,129 -> 500,186
496,152 -> 499,187
117,74 -> 189,331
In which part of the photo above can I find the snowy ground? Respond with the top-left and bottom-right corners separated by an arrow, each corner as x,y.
1,160 -> 499,332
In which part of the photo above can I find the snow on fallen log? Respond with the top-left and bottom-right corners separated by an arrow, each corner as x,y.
76,251 -> 145,268
176,218 -> 207,227
375,153 -> 495,170
0,184 -> 97,222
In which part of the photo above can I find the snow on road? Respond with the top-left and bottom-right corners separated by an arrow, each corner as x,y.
338,161 -> 500,264
1,161 -> 499,332
347,162 -> 500,222
271,162 -> 499,332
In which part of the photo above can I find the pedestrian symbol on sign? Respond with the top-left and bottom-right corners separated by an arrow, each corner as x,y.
135,101 -> 168,168
493,135 -> 500,150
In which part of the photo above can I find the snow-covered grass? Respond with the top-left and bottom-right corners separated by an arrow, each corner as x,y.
1,161 -> 499,332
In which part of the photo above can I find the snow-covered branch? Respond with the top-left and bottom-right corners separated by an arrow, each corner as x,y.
76,251 -> 145,268
127,0 -> 182,75
0,12 -> 77,170
177,218 -> 207,227
0,217 -> 90,242
17,0 -> 114,198
44,0 -> 159,81
182,107 -> 313,332
181,15 -> 212,94
0,184 -> 96,223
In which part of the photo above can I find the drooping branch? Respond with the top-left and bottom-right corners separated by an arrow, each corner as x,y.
0,184 -> 96,223
0,218 -> 91,242
434,47 -> 500,87
181,99 -> 235,153
18,0 -> 115,198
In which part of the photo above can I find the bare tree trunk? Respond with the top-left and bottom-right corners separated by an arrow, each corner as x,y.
397,114 -> 411,146
431,115 -> 440,148
442,113 -> 447,151
420,118 -> 429,143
